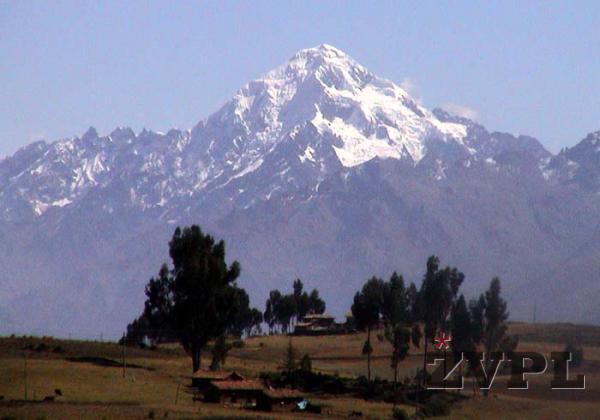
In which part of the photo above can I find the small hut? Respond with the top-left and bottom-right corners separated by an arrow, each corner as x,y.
302,313 -> 335,328
293,313 -> 338,335
192,369 -> 245,389
264,388 -> 304,405
204,379 -> 265,404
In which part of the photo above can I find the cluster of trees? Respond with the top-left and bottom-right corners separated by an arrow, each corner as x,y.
263,279 -> 326,334
124,224 -> 515,389
124,225 -> 262,372
351,273 -> 421,383
351,273 -> 422,410
351,256 -> 516,406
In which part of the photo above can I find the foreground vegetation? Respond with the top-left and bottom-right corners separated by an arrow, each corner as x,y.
99,224 -> 594,419
2,225 -> 593,418
0,322 -> 598,419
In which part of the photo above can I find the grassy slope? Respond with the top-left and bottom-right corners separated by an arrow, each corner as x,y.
0,323 -> 598,419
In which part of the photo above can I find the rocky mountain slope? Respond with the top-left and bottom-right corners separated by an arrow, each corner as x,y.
0,45 -> 598,337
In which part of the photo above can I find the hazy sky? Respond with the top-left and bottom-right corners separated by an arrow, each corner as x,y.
1,1 -> 599,157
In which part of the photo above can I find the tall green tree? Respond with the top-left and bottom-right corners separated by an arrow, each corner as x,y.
123,314 -> 150,345
406,281 -> 421,323
450,295 -> 475,358
479,278 -> 518,395
419,256 -> 441,374
450,294 -> 475,388
293,279 -> 309,320
307,289 -> 326,315
352,277 -> 385,381
284,339 -> 298,374
143,263 -> 174,343
278,294 -> 297,333
264,290 -> 282,334
411,324 -> 422,349
468,295 -> 486,348
419,256 -> 464,375
247,308 -> 263,336
381,272 -> 408,325
229,288 -> 256,337
482,277 -> 509,354
386,324 -> 411,410
381,272 -> 418,412
210,335 -> 233,371
141,225 -> 244,372
291,279 -> 326,319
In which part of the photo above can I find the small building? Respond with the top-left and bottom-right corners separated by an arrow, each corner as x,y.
204,379 -> 265,404
293,321 -> 314,334
302,313 -> 335,327
294,313 -> 339,335
192,369 -> 245,389
258,388 -> 305,412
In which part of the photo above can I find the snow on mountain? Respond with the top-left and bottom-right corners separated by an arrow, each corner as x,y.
0,45 -> 480,220
0,44 -> 598,337
544,131 -> 600,191
194,44 -> 468,174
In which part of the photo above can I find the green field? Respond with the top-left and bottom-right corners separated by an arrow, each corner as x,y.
0,322 -> 598,419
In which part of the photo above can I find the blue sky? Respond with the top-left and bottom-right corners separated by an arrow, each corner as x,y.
1,1 -> 599,157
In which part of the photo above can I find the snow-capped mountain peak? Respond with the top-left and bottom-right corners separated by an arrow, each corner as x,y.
197,44 -> 468,178
0,44 -> 563,222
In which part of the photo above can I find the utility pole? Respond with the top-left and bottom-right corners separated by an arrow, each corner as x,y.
175,383 -> 181,404
23,351 -> 28,401
533,303 -> 537,324
122,334 -> 127,378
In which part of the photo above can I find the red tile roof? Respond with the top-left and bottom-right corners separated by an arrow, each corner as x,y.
211,379 -> 264,391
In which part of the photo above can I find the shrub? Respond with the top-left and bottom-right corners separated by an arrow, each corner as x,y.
35,342 -> 49,352
393,408 -> 410,420
300,354 -> 312,373
356,376 -> 387,400
422,394 -> 450,417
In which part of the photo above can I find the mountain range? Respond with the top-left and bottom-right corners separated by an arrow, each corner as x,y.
1,44 -> 598,338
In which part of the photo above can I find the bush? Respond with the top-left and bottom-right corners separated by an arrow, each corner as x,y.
393,408 -> 410,420
382,389 -> 395,403
421,394 -> 450,417
356,376 -> 388,400
35,342 -> 49,352
300,354 -> 312,373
